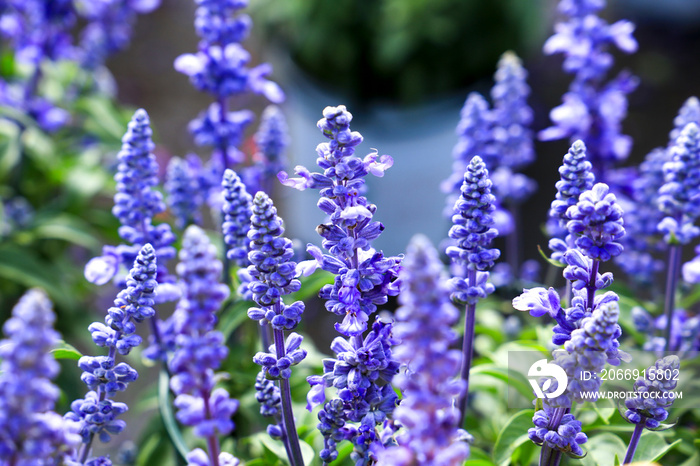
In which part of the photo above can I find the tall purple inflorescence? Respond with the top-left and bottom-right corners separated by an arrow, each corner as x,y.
279,105 -> 401,464
447,155 -> 499,424
657,121 -> 700,352
447,156 -> 500,302
246,191 -> 306,466
167,225 -> 239,466
540,0 -> 638,183
621,97 -> 700,289
441,92 -> 494,217
658,122 -> 700,246
516,178 -> 626,466
165,156 -> 204,230
222,168 -> 253,268
0,289 -> 81,464
378,235 -> 469,465
443,54 -> 535,278
247,104 -> 290,193
622,356 -> 681,464
67,244 -> 157,464
566,182 -> 625,262
84,109 -> 176,294
547,139 -> 595,259
175,0 -> 284,199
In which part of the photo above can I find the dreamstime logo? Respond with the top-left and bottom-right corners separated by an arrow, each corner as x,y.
528,359 -> 568,399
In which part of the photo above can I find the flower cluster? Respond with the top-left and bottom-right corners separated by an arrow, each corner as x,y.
246,191 -> 306,465
247,104 -> 290,193
222,168 -> 253,268
84,109 -> 177,300
279,105 -> 400,337
168,225 -> 239,464
566,182 -> 625,261
174,0 -> 283,179
307,321 -> 399,464
529,408 -> 587,457
441,92 -> 494,211
657,122 -> 700,245
378,235 -> 469,465
446,156 -> 500,305
548,140 -> 595,244
555,301 -> 625,405
280,105 -> 400,464
631,307 -> 700,353
0,289 -> 81,463
165,156 -> 204,230
67,244 -> 156,463
0,0 -> 158,131
624,356 -> 681,429
246,192 -> 305,335
540,0 -> 638,180
254,371 -> 283,439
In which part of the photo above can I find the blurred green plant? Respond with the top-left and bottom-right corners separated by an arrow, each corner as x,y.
251,0 -> 545,104
0,54 -> 133,333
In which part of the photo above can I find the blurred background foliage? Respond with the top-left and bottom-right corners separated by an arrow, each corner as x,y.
250,0 -> 546,104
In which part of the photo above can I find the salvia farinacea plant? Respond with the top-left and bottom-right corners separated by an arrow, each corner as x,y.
2,0 -> 700,465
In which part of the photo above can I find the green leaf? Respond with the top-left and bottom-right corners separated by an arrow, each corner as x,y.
50,340 -> 82,360
290,270 -> 334,302
30,214 -> 100,249
256,432 -> 315,465
158,367 -> 189,462
471,364 -> 534,401
329,440 -> 353,465
465,461 -> 498,466
76,96 -> 128,141
0,119 -> 21,178
219,299 -> 254,338
22,126 -> 56,168
0,244 -> 71,308
537,245 -> 564,267
614,454 -> 621,466
634,431 -> 681,462
580,433 -> 627,466
679,450 -> 700,466
493,409 -> 534,466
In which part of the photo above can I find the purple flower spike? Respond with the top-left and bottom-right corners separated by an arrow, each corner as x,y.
0,290 -> 81,463
658,122 -> 700,245
165,156 -> 204,230
491,51 -> 535,171
68,245 -> 157,462
566,182 -> 625,261
446,156 -> 500,303
246,191 -> 306,465
222,169 -> 253,267
280,106 -> 401,465
529,407 -> 587,457
254,105 -> 290,181
167,226 -> 239,464
624,356 -> 680,429
441,92 -> 494,214
378,235 -> 469,465
540,0 -> 638,181
86,109 -> 176,305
